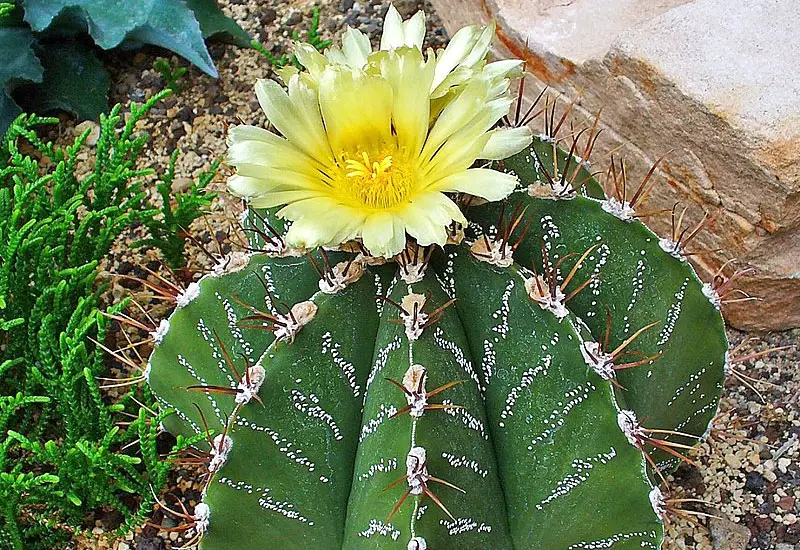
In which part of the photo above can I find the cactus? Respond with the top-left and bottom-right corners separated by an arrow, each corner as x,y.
139,6 -> 732,549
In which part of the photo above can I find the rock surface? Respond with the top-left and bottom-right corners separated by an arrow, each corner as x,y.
430,0 -> 800,330
709,517 -> 751,550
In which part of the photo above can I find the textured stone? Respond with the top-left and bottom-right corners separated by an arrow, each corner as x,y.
430,0 -> 800,329
708,517 -> 751,550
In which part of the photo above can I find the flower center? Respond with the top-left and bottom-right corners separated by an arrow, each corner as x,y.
334,149 -> 415,210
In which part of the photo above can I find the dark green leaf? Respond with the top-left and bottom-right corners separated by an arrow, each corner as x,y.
186,0 -> 250,48
20,0 -> 154,48
0,26 -> 43,133
126,0 -> 217,77
23,39 -> 110,120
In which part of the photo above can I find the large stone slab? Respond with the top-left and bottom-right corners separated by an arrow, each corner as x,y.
430,0 -> 800,330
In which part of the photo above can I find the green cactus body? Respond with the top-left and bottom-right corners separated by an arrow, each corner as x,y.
144,145 -> 726,549
343,271 -> 512,549
471,139 -> 728,468
444,246 -> 663,548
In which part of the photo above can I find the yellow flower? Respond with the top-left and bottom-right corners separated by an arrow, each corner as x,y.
227,5 -> 531,257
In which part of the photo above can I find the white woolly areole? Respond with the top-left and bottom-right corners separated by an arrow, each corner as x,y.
528,180 -> 576,201
617,409 -> 645,448
649,487 -> 667,520
658,237 -> 683,259
400,259 -> 427,285
406,446 -> 429,496
150,319 -> 170,345
524,275 -> 569,319
235,365 -> 266,405
401,293 -> 428,341
176,282 -> 201,308
601,197 -> 636,221
403,364 -> 428,418
319,259 -> 364,294
470,237 -> 514,268
580,340 -> 615,380
275,301 -> 318,342
209,434 -> 233,473
143,362 -> 152,383
408,537 -> 427,550
213,251 -> 252,276
238,208 -> 250,225
193,502 -> 210,534
702,282 -> 721,309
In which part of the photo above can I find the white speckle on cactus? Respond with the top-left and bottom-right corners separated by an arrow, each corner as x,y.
358,457 -> 399,482
536,448 -> 617,510
359,403 -> 398,443
649,487 -> 667,519
568,530 -> 660,549
257,486 -> 313,524
501,356 -> 552,424
209,434 -> 233,473
408,536 -> 427,550
528,381 -> 595,448
658,237 -> 683,259
525,275 -> 569,319
366,336 -> 403,394
579,340 -> 615,380
432,327 -> 481,390
235,417 -> 316,471
402,364 -> 428,418
290,389 -> 343,440
601,197 -> 636,221
702,281 -> 722,309
177,282 -> 201,308
439,517 -> 493,536
212,251 -> 252,276
406,446 -> 429,495
322,332 -> 360,398
319,258 -> 365,293
358,519 -> 400,540
441,452 -> 488,478
401,293 -> 429,341
150,319 -> 170,345
275,301 -> 318,342
617,410 -> 645,448
442,399 -> 488,440
193,502 -> 210,535
657,279 -> 688,345
469,236 -> 514,267
235,365 -> 266,405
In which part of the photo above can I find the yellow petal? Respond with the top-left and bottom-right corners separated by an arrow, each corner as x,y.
318,67 -> 394,154
341,26 -> 371,67
227,125 -> 329,177
479,126 -> 533,160
380,4 -> 404,50
361,211 -> 406,257
379,47 -> 434,157
431,168 -> 519,201
402,11 -> 426,49
255,78 -> 331,162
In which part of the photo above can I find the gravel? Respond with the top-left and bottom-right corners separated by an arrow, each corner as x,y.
51,0 -> 799,548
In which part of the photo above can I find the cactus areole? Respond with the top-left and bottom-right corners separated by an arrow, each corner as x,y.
147,5 -> 727,549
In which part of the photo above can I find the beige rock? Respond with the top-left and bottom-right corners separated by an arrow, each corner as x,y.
430,0 -> 800,329
708,517 -> 751,550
